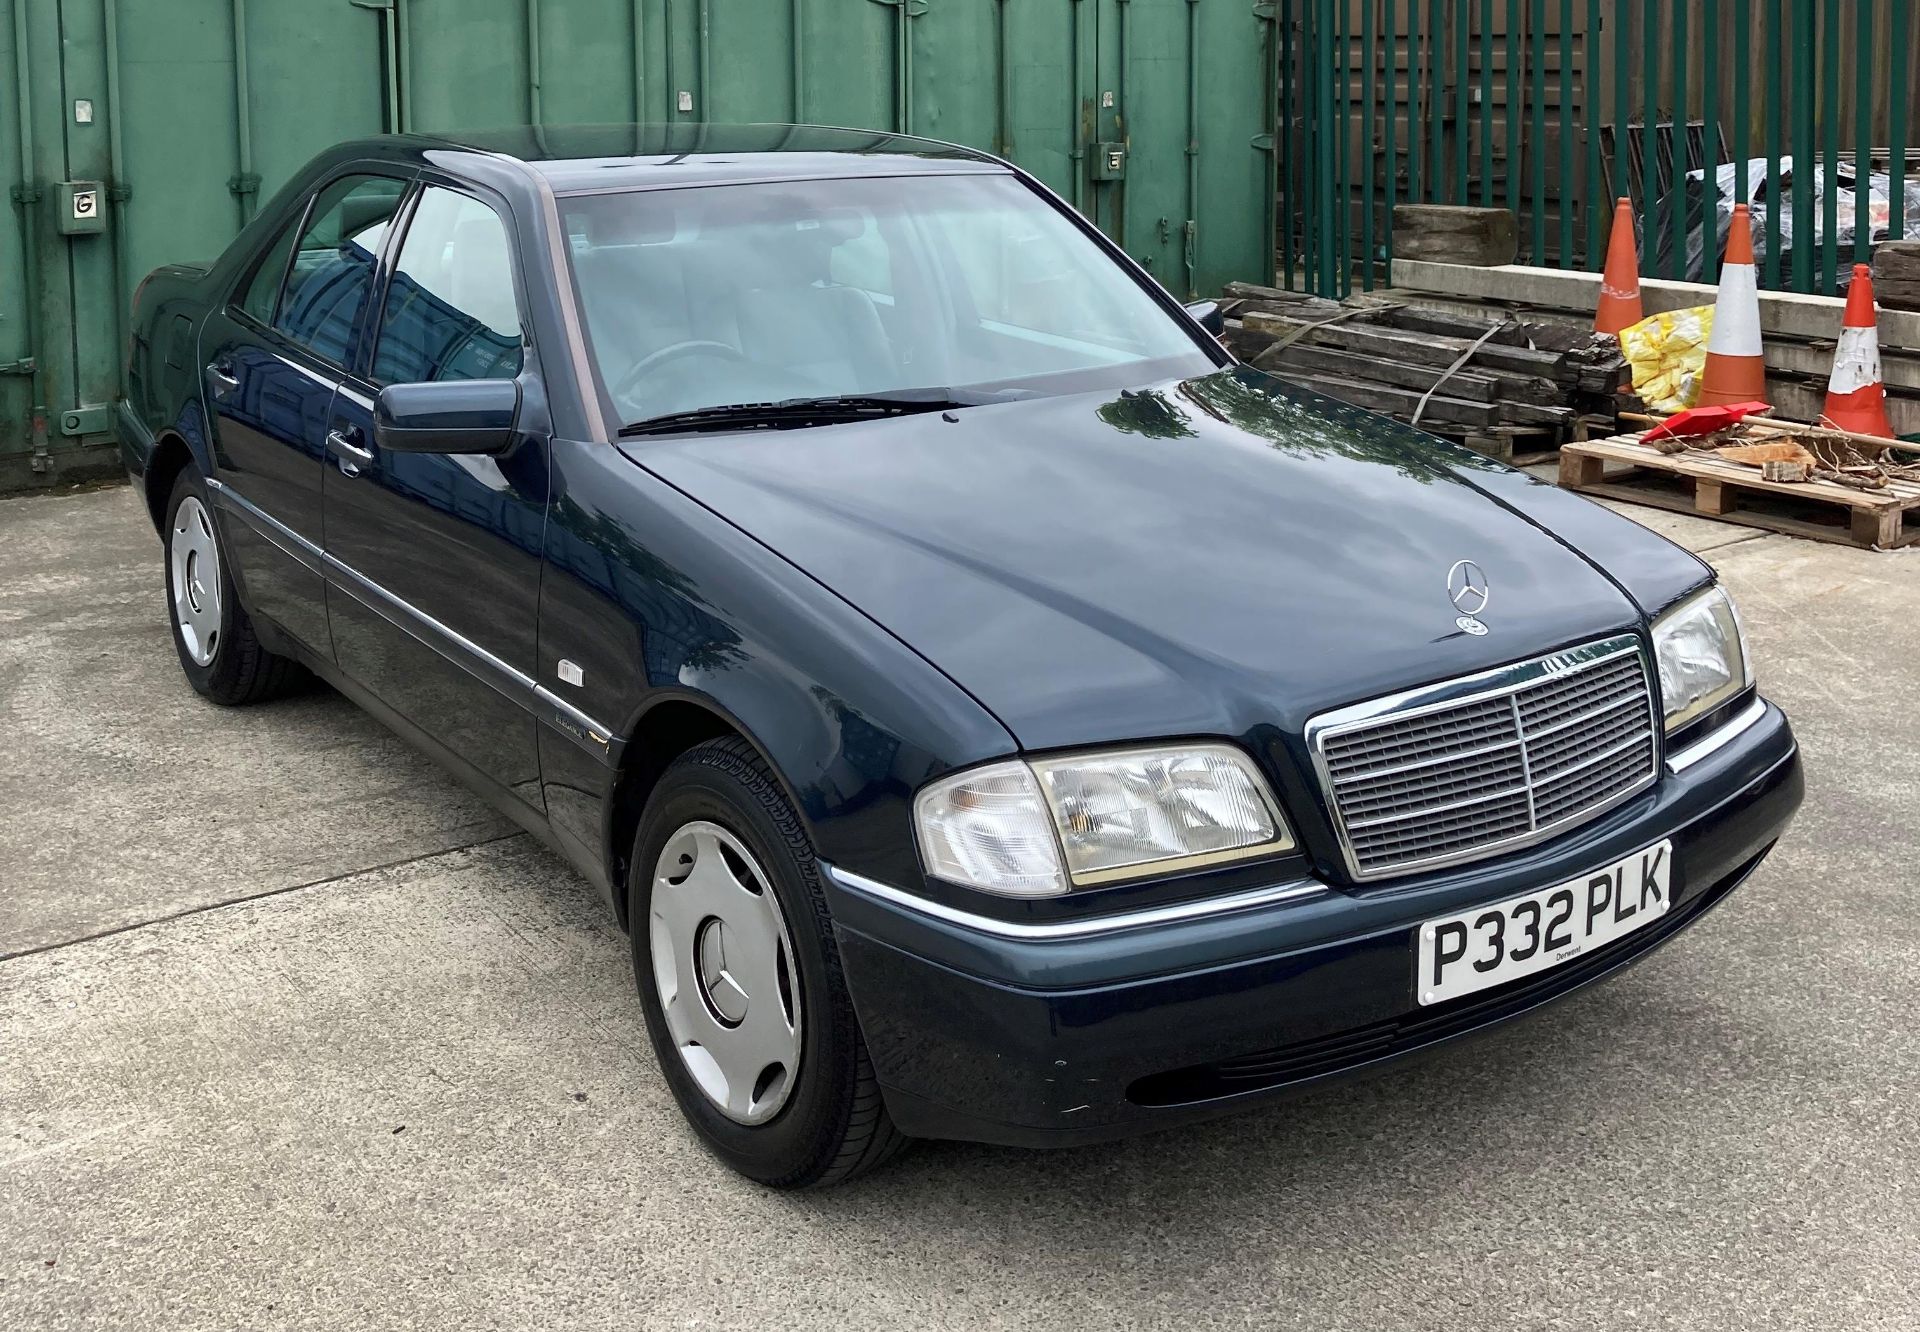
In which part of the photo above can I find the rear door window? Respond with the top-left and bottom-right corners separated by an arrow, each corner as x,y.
237,218 -> 300,325
272,173 -> 408,367
371,187 -> 525,385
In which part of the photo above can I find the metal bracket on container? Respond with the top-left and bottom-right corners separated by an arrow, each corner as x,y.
348,0 -> 394,8
10,183 -> 43,205
0,358 -> 37,377
58,404 -> 112,437
54,182 -> 107,235
228,173 -> 261,199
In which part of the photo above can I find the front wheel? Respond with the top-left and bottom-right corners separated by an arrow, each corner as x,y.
163,470 -> 303,705
629,737 -> 908,1187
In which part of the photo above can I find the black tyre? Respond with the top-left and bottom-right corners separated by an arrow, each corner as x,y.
163,469 -> 304,706
629,736 -> 908,1187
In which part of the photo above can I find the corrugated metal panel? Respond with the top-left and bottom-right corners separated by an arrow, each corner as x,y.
2,0 -> 1280,490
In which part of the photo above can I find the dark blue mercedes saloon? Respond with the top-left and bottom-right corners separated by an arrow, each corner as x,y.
118,124 -> 1802,1187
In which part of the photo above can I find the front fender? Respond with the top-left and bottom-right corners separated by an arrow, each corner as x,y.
536,437 -> 1015,897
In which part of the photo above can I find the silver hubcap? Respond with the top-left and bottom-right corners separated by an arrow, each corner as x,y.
169,495 -> 222,667
649,821 -> 802,1125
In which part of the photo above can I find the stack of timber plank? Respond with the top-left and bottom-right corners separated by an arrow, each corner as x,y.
1872,242 -> 1920,313
1388,259 -> 1920,438
1218,282 -> 1626,461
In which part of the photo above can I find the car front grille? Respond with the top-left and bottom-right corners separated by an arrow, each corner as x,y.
1310,636 -> 1660,880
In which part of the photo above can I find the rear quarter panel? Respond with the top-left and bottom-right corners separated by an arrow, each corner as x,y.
125,263 -> 219,471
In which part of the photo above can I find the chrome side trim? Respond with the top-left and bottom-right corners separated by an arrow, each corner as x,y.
1667,697 -> 1769,773
206,475 -> 326,576
534,684 -> 616,754
207,477 -> 622,765
324,547 -> 536,696
819,862 -> 1325,941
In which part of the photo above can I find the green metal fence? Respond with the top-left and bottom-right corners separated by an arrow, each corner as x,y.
1283,0 -> 1920,300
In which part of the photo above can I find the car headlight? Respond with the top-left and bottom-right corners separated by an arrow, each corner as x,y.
1651,585 -> 1753,733
914,744 -> 1294,897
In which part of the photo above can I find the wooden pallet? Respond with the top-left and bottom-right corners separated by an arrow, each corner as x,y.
1558,430 -> 1920,550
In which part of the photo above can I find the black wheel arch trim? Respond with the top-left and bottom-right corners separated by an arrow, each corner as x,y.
600,688 -> 827,931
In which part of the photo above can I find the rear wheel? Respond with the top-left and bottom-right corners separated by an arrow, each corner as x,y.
164,470 -> 303,705
630,737 -> 908,1187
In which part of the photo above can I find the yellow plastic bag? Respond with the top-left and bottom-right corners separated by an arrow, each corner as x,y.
1618,305 -> 1715,415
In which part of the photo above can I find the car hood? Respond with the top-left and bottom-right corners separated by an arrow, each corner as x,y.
623,368 -> 1692,752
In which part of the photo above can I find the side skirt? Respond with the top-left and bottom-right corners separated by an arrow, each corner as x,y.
272,629 -> 615,903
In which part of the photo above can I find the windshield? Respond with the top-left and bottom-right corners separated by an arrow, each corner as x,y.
558,172 -> 1216,431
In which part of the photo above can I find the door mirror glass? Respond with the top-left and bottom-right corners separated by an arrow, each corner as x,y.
374,379 -> 521,455
1184,299 -> 1226,338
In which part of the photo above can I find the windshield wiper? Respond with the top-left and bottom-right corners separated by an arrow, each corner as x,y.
618,391 -> 976,438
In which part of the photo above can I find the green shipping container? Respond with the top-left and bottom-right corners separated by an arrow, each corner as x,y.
1,0 -> 1280,491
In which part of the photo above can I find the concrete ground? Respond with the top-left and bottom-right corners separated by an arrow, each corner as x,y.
3,484 -> 1916,1331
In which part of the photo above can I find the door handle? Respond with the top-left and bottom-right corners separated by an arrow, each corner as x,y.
207,361 -> 240,399
326,427 -> 374,476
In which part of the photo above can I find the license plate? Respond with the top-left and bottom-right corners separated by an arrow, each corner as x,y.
1415,841 -> 1673,1006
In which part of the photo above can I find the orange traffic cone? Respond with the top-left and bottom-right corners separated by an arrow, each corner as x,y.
1821,264 -> 1895,437
1698,203 -> 1770,409
1594,197 -> 1644,335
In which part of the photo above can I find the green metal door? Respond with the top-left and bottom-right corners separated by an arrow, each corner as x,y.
1080,0 -> 1280,300
2,0 -> 383,491
3,0 -> 1277,491
381,0 -> 1278,300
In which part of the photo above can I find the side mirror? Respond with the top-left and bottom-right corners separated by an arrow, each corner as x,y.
374,379 -> 521,455
1184,299 -> 1226,338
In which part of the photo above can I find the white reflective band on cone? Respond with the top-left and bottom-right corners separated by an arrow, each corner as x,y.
1705,264 -> 1764,357
1828,325 -> 1883,396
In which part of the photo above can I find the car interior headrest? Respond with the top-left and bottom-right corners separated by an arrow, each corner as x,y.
338,194 -> 397,245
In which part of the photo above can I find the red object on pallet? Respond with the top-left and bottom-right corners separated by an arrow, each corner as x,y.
1640,401 -> 1773,442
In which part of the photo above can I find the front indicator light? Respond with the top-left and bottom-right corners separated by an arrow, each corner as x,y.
914,761 -> 1068,898
1652,584 -> 1753,732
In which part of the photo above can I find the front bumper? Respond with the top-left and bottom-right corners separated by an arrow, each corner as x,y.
823,700 -> 1803,1148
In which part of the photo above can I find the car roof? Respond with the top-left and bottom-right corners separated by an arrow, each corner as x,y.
350,123 -> 1008,193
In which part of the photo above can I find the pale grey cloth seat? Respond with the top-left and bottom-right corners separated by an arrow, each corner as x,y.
730,223 -> 897,394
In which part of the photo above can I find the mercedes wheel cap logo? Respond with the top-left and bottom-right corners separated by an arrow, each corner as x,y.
1447,559 -> 1491,616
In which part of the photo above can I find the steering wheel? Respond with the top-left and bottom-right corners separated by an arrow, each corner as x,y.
613,340 -> 748,406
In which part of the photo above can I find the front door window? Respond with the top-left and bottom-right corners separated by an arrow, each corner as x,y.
274,174 -> 408,367
371,187 -> 525,385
